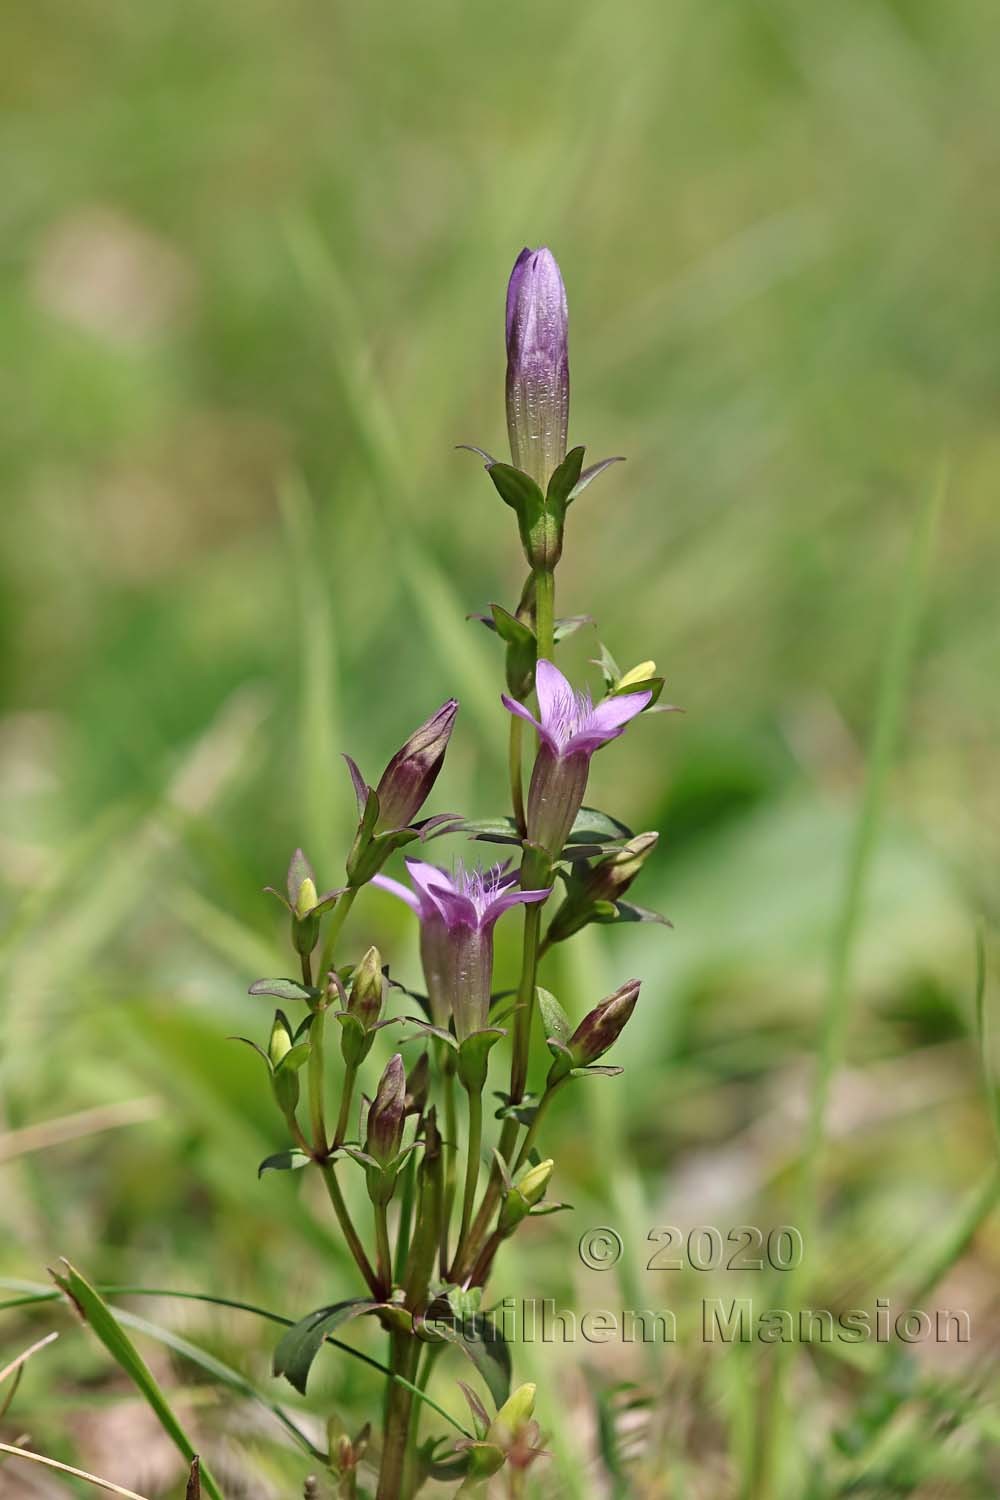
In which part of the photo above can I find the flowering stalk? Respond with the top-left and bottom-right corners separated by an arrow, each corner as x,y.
242,242 -> 664,1498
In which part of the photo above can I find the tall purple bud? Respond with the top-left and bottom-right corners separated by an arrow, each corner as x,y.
374,699 -> 458,834
505,248 -> 569,489
366,1054 -> 406,1165
569,979 -> 640,1066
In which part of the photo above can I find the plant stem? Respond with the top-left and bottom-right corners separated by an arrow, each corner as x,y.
374,1200 -> 393,1298
439,1051 -> 458,1276
455,897 -> 543,1279
319,1163 -> 380,1297
333,1061 -> 357,1149
308,1008 -> 328,1154
509,714 -> 526,837
393,1149 -> 418,1285
455,1086 -> 483,1271
377,1331 -> 418,1500
318,886 -> 357,981
512,1078 -> 568,1173
534,567 -> 555,662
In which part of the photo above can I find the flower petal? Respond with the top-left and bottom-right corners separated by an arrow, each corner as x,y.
501,692 -> 546,742
371,873 -> 423,915
481,885 -> 553,928
533,659 -> 576,732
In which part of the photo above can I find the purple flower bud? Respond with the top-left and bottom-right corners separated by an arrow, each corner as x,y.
505,247 -> 569,488
503,661 -> 651,856
569,979 -> 640,1066
365,1053 -> 406,1165
373,699 -> 459,834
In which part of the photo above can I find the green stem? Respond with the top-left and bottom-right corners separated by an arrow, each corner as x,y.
319,1163 -> 380,1297
394,1149 -> 418,1286
534,567 -> 555,662
509,714 -> 526,837
318,886 -> 357,981
439,1051 -> 458,1276
512,1078 -> 568,1174
377,1332 -> 418,1500
403,1344 -> 442,1496
455,898 -> 543,1279
333,1061 -> 357,1149
455,1086 -> 483,1271
374,1200 -> 393,1298
308,1008 -> 328,1154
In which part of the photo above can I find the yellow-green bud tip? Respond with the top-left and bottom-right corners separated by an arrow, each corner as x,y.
294,876 -> 318,919
516,1159 -> 553,1208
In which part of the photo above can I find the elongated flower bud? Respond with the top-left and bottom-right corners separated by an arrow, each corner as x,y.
505,247 -> 569,488
569,979 -> 640,1066
365,1054 -> 406,1165
347,945 -> 384,1029
547,833 -> 659,945
374,699 -> 458,833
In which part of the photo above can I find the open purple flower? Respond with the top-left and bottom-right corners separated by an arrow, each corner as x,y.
505,247 -> 569,489
503,659 -> 651,856
373,858 -> 550,1040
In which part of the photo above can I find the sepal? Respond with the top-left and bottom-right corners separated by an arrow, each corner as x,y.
456,1027 -> 507,1093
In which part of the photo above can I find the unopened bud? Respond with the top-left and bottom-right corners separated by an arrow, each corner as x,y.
348,945 -> 384,1029
374,700 -> 458,833
569,979 -> 640,1067
546,834 -> 658,946
499,1158 -> 553,1234
267,1011 -> 294,1068
365,1054 -> 406,1165
505,247 -> 569,489
488,1383 -> 536,1450
293,876 -> 318,920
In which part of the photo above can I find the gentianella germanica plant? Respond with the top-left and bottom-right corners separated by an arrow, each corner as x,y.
248,246 -> 673,1498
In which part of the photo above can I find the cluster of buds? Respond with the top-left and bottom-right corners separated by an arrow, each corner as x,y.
240,242 -> 669,1500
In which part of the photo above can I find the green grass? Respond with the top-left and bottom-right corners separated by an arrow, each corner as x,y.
1,0 -> 999,1495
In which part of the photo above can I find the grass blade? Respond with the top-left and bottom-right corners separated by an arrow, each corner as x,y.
0,1443 -> 152,1499
49,1261 -> 226,1500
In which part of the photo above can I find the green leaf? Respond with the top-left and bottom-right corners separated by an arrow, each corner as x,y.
461,815 -> 523,847
565,807 -> 634,845
568,455 -> 625,502
490,604 -> 535,649
424,1310 -> 512,1410
274,1041 -> 312,1073
50,1262 -> 226,1500
274,1300 -> 383,1395
536,986 -> 572,1044
258,1148 -> 311,1176
546,445 -> 586,506
456,1028 -> 506,1092
486,463 -> 544,525
249,978 -> 318,1003
610,900 -> 672,927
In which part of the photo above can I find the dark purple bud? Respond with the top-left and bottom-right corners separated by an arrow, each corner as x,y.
347,945 -> 384,1029
505,247 -> 569,488
365,1053 -> 406,1165
569,979 -> 640,1066
374,700 -> 459,833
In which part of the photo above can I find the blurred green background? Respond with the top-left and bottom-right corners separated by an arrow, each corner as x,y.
2,0 -> 998,1495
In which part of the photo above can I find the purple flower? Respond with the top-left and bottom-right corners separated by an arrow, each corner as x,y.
503,660 -> 651,856
373,858 -> 550,1040
505,247 -> 569,489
